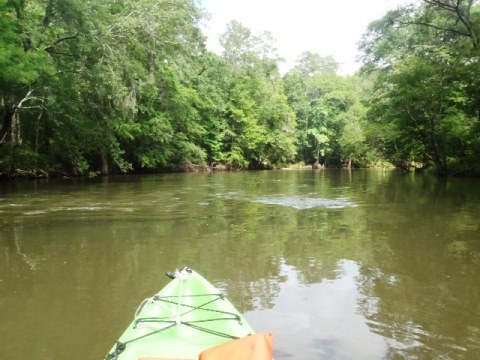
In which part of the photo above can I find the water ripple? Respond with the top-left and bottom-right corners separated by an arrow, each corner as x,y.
253,196 -> 357,209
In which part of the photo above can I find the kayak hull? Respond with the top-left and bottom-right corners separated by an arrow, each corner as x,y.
105,268 -> 254,360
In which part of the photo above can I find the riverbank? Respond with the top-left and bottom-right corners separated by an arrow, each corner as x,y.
2,160 -> 476,182
0,163 -> 369,181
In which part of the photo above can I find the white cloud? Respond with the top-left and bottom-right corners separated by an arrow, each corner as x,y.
200,0 -> 415,74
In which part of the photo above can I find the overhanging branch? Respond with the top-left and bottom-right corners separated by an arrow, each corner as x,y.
399,20 -> 471,37
45,32 -> 80,54
421,0 -> 478,48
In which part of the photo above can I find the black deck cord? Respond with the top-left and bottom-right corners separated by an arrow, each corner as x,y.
136,316 -> 240,328
134,293 -> 242,334
105,341 -> 125,360
104,322 -> 177,360
154,294 -> 241,322
181,321 -> 240,340
105,316 -> 240,360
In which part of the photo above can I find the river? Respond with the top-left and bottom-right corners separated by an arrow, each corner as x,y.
1,170 -> 479,359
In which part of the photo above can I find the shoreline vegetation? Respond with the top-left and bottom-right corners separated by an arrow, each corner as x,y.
1,1 -> 480,181
0,162 -> 400,181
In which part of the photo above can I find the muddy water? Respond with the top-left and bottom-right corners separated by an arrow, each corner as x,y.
0,170 -> 479,359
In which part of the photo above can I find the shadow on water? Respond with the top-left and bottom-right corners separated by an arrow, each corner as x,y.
0,170 -> 479,359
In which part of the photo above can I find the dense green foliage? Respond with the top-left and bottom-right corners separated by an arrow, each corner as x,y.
360,0 -> 480,175
284,52 -> 369,168
1,0 -> 479,177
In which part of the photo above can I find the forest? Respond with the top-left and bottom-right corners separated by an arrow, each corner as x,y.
1,0 -> 479,178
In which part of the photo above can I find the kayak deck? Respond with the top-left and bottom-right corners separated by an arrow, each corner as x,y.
105,267 -> 254,360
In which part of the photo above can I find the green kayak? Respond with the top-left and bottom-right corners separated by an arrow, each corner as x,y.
105,267 -> 256,360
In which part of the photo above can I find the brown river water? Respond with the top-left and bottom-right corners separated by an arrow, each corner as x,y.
0,170 -> 479,359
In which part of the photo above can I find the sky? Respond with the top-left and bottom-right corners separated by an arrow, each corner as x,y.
200,0 -> 414,75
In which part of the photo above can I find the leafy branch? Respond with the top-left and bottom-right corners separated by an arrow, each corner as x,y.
401,0 -> 479,48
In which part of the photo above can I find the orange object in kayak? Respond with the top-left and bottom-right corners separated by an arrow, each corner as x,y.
198,333 -> 273,360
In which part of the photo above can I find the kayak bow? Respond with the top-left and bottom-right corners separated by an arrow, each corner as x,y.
105,267 -> 268,360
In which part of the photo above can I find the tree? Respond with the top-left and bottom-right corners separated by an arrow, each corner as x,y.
360,0 -> 480,175
284,53 -> 367,167
294,51 -> 339,77
219,21 -> 296,169
0,0 -> 56,173
339,102 -> 368,168
1,0 -> 211,176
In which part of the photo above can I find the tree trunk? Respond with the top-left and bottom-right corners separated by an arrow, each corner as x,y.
1,99 -> 15,145
11,111 -> 22,144
101,150 -> 109,175
1,90 -> 35,145
428,113 -> 448,175
34,112 -> 42,153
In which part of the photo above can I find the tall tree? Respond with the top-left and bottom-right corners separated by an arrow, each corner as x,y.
360,0 -> 480,174
284,53 -> 366,167
1,0 -> 211,175
219,21 -> 296,169
0,0 -> 56,172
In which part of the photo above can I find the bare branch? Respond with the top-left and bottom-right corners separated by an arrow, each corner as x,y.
15,89 -> 36,110
46,50 -> 76,57
52,32 -> 80,47
14,89 -> 44,112
0,132 -> 7,144
45,32 -> 80,54
399,20 -> 471,37
17,106 -> 44,110
423,0 -> 456,12
420,0 -> 479,48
